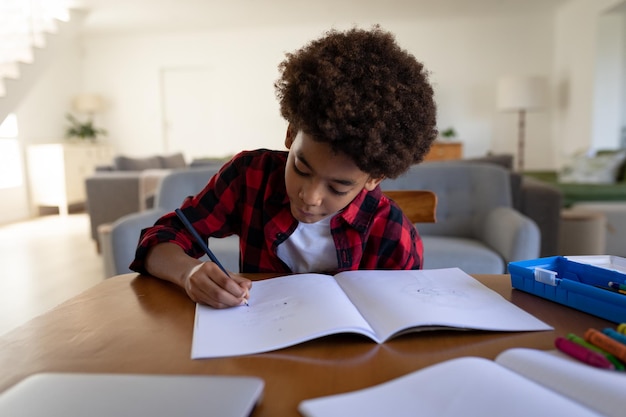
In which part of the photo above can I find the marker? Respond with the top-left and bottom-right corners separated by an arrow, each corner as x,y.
618,323 -> 626,335
566,333 -> 625,370
584,328 -> 626,363
594,283 -> 626,295
554,337 -> 615,370
174,208 -> 249,306
608,282 -> 626,291
602,328 -> 626,347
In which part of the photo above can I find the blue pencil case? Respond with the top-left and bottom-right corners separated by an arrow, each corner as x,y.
509,256 -> 626,323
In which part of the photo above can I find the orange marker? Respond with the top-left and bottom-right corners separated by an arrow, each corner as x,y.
584,328 -> 626,364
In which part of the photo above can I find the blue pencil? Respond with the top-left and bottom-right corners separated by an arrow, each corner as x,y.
174,208 -> 248,305
175,208 -> 230,275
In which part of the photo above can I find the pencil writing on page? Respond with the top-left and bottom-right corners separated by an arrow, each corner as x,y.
174,208 -> 249,306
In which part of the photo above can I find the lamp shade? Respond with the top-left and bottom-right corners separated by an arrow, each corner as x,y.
497,76 -> 547,112
72,93 -> 105,114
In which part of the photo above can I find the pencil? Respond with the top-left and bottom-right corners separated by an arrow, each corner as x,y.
174,208 -> 248,305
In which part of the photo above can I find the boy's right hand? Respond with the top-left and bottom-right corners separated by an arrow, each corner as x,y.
183,261 -> 251,308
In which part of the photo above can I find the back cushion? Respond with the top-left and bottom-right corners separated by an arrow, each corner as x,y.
155,166 -> 222,210
114,155 -> 162,171
381,161 -> 511,238
159,153 -> 187,169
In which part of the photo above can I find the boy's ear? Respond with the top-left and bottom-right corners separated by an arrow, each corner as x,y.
284,124 -> 296,149
364,176 -> 384,191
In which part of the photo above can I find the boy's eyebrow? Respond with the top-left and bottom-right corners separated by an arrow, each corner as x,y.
297,152 -> 357,186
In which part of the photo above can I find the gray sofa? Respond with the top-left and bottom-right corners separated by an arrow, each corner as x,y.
103,154 -> 561,277
85,153 -> 224,249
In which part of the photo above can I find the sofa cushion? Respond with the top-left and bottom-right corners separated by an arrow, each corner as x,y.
421,236 -> 505,274
113,153 -> 187,171
463,154 -> 514,171
114,155 -> 162,171
159,153 -> 187,169
453,154 -> 522,209
558,150 -> 626,184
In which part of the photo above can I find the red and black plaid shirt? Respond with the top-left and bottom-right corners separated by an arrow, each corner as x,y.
130,149 -> 423,274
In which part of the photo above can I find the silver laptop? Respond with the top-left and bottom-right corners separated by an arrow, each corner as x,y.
0,373 -> 264,417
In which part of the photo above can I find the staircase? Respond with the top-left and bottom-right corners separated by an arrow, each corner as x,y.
0,0 -> 83,123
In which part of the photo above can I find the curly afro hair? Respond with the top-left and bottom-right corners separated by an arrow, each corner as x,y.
275,25 -> 437,179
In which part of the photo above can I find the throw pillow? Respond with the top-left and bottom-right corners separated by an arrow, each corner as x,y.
558,150 -> 626,184
114,155 -> 162,171
159,153 -> 186,169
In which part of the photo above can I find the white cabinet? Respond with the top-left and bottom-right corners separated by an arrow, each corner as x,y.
27,142 -> 114,215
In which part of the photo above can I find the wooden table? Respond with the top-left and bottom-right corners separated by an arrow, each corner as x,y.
0,273 -> 614,416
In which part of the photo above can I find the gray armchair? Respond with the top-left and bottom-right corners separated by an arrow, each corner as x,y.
104,166 -> 240,276
381,161 -> 540,273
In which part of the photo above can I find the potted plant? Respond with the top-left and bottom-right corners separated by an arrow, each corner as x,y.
440,127 -> 457,141
64,113 -> 107,141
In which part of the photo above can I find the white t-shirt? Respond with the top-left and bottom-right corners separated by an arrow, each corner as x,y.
276,216 -> 337,273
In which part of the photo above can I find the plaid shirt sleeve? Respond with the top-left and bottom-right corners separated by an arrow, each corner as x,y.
129,149 -> 289,274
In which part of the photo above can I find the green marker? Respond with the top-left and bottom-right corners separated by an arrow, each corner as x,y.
566,333 -> 625,371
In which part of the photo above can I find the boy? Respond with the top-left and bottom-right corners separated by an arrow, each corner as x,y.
130,26 -> 437,308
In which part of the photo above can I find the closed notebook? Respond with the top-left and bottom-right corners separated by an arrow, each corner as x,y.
0,373 -> 264,417
299,348 -> 625,417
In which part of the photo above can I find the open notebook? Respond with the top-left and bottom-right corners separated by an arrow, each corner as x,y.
299,348 -> 625,417
192,268 -> 551,358
0,373 -> 264,417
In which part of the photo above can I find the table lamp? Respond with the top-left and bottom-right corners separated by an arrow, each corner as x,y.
72,93 -> 105,117
497,75 -> 547,172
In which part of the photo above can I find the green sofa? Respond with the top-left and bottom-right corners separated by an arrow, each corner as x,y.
525,158 -> 626,208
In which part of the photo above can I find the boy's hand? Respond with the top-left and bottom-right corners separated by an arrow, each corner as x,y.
183,261 -> 251,308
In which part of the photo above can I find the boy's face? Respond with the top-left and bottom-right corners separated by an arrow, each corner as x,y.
284,127 -> 382,224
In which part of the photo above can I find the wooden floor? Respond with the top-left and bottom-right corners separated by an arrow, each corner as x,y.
0,213 -> 105,336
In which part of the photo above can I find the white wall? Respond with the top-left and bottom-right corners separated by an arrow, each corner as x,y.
553,0 -> 626,166
16,42 -> 83,143
80,16 -> 555,167
592,9 -> 625,150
